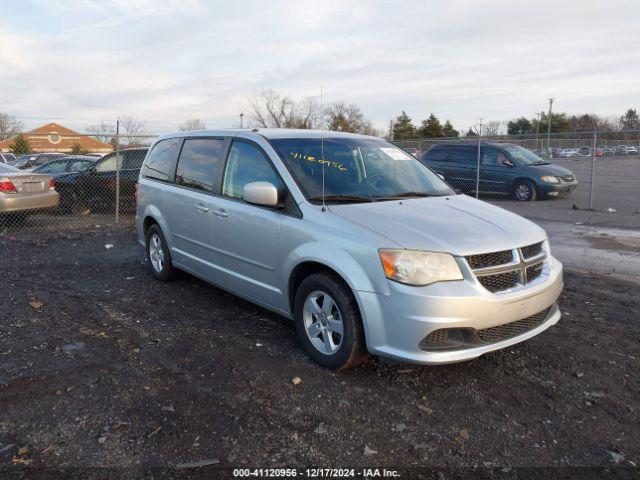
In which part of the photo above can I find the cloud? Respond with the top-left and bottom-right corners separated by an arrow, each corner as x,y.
0,0 -> 639,133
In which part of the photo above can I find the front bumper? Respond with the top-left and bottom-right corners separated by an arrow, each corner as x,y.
539,181 -> 578,197
356,256 -> 563,365
0,191 -> 59,213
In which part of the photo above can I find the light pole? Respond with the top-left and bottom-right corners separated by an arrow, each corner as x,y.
239,113 -> 244,129
547,98 -> 554,158
535,112 -> 541,150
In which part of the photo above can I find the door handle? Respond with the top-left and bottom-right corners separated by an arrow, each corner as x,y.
194,204 -> 209,213
211,208 -> 228,218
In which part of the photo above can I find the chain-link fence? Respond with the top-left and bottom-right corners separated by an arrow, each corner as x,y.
395,130 -> 640,216
0,131 -> 157,233
1,126 -> 640,238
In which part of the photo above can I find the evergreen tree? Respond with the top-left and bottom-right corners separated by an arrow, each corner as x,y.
507,117 -> 533,135
392,111 -> 417,139
418,113 -> 444,138
465,128 -> 478,137
619,108 -> 640,130
70,143 -> 89,155
442,120 -> 459,138
9,134 -> 32,155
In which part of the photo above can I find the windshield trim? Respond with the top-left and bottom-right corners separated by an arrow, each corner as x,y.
266,136 -> 457,205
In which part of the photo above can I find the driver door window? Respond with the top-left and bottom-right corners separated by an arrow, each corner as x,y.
222,141 -> 283,200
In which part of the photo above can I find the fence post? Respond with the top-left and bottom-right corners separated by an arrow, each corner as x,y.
589,130 -> 596,210
115,120 -> 120,224
475,122 -> 482,199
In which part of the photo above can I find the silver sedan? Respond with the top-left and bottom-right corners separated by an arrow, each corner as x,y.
0,163 -> 59,214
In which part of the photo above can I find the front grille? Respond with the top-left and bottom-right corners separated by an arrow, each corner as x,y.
526,262 -> 544,282
476,308 -> 550,342
419,308 -> 551,351
478,271 -> 518,292
560,175 -> 575,183
466,250 -> 513,269
466,242 -> 547,293
521,242 -> 543,259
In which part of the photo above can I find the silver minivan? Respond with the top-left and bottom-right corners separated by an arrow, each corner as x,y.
136,129 -> 563,370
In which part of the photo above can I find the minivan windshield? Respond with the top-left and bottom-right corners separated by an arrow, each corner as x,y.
504,145 -> 548,166
270,137 -> 455,202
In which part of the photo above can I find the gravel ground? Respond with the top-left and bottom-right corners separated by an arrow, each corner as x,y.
0,226 -> 638,479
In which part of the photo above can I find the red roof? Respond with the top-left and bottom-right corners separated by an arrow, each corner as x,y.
0,122 -> 113,153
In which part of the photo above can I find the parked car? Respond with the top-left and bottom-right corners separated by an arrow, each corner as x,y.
50,148 -> 148,213
420,142 -> 577,201
627,146 -> 638,155
136,129 -> 563,370
32,156 -> 98,212
616,145 -> 629,156
0,162 -> 59,216
578,146 -> 591,156
0,152 -> 16,164
11,152 -> 68,170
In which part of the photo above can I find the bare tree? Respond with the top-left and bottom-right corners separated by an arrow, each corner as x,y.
326,102 -> 372,133
87,121 -> 115,143
482,120 -> 502,137
117,114 -> 147,146
179,118 -> 207,131
248,90 -> 322,129
0,113 -> 24,141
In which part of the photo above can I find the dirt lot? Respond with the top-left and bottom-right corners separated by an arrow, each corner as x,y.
0,226 -> 638,478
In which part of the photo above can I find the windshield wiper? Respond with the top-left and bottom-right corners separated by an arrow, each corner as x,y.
378,191 -> 443,200
309,194 -> 373,203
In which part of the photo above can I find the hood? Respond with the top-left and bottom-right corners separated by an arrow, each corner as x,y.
527,162 -> 574,176
328,195 -> 546,256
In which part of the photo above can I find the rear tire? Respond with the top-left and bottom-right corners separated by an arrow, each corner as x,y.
294,272 -> 368,370
513,179 -> 537,201
146,224 -> 175,281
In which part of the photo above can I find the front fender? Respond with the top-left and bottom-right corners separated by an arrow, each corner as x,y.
282,242 -> 391,300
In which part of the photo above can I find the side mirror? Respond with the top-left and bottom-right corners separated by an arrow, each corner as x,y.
243,181 -> 279,207
437,173 -> 445,180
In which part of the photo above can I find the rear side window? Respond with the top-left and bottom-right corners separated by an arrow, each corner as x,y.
422,145 -> 449,162
222,141 -> 283,199
122,150 -> 147,170
175,138 -> 225,192
449,145 -> 476,165
143,140 -> 180,181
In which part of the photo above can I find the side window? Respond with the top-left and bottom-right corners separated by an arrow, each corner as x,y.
142,140 -> 180,181
95,154 -> 118,172
222,141 -> 283,200
122,150 -> 147,170
38,160 -> 68,173
175,138 -> 225,192
71,160 -> 93,172
450,146 -> 476,165
423,145 -> 449,162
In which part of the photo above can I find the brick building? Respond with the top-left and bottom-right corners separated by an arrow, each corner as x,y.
0,123 -> 113,153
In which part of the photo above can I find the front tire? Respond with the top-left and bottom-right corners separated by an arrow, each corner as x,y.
513,179 -> 537,201
294,272 -> 368,370
146,224 -> 175,281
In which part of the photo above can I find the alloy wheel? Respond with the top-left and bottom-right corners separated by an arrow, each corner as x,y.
149,233 -> 165,272
302,290 -> 344,355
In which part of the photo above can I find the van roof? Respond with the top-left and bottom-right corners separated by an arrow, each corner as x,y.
156,128 -> 375,142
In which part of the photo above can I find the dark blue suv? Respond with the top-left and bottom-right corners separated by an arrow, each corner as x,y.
419,142 -> 577,201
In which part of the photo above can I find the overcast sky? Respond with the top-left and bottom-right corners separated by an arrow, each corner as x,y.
1,0 -> 639,134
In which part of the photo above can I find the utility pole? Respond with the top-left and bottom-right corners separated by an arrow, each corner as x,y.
239,112 -> 244,129
547,98 -> 554,158
535,112 -> 541,150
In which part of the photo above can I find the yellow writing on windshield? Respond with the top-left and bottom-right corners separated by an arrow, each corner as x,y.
290,152 -> 347,172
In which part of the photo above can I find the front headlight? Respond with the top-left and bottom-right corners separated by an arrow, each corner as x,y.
541,175 -> 560,184
379,249 -> 463,286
